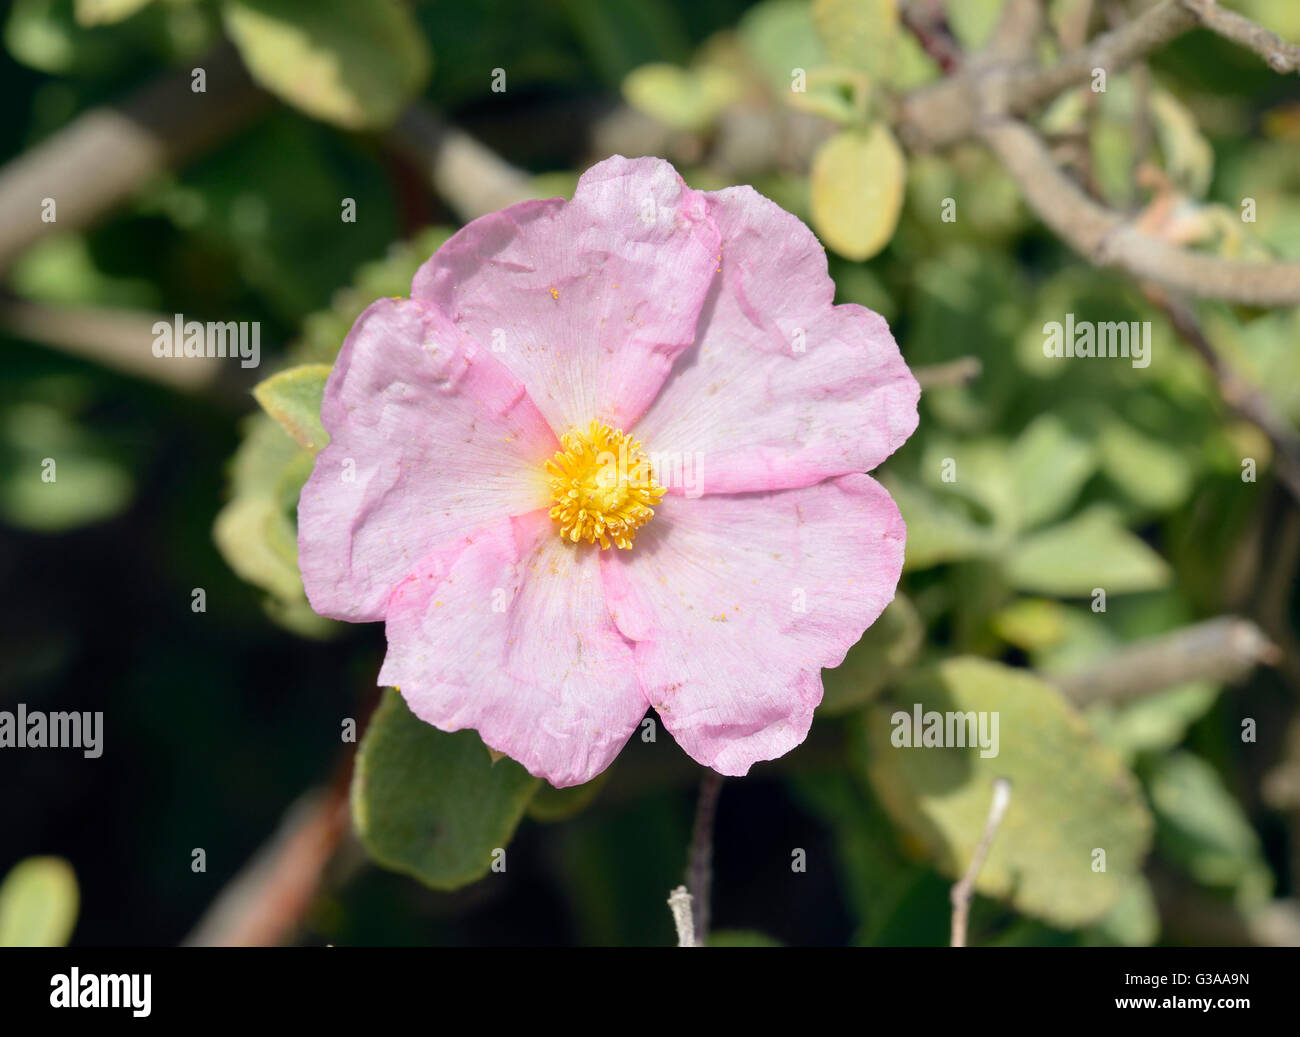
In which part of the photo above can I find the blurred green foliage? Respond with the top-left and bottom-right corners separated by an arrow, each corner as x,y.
0,856 -> 79,946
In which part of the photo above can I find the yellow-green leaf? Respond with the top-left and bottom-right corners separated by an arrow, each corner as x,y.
811,0 -> 898,79
810,123 -> 906,260
222,0 -> 431,130
253,363 -> 331,452
0,857 -> 79,947
1150,86 -> 1214,198
622,62 -> 741,133
856,658 -> 1153,928
1003,507 -> 1171,596
74,0 -> 153,26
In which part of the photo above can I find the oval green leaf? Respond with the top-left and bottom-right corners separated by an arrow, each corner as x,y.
0,856 -> 79,947
223,0 -> 432,129
352,689 -> 540,890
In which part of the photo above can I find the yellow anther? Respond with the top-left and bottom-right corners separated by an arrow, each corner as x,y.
545,420 -> 665,550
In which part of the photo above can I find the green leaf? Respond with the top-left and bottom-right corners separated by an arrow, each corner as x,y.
1087,682 -> 1220,764
622,62 -> 740,132
1008,415 -> 1097,531
214,413 -> 307,600
222,0 -> 431,129
74,0 -> 153,26
882,475 -> 1000,570
1003,507 -> 1171,596
1083,875 -> 1160,947
1089,75 -> 1139,207
1025,604 -> 1118,674
991,597 -> 1069,652
738,0 -> 829,98
920,436 -> 1018,538
351,689 -> 540,890
213,413 -> 332,637
944,0 -> 1008,49
253,364 -> 331,453
0,857 -> 78,947
785,66 -> 869,125
216,229 -> 451,636
1097,417 -> 1194,514
1146,750 -> 1273,907
8,233 -> 160,309
810,123 -> 906,260
811,0 -> 898,79
821,594 -> 923,714
5,0 -> 112,73
1233,0 -> 1300,41
1149,86 -> 1214,198
857,658 -> 1153,928
0,402 -> 134,532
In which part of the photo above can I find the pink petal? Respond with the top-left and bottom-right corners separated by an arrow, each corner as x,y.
632,185 -> 918,495
600,474 -> 905,775
411,155 -> 721,436
379,511 -> 647,788
298,297 -> 557,622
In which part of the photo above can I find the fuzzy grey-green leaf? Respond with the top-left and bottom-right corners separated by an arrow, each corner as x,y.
856,657 -> 1153,928
352,689 -> 540,890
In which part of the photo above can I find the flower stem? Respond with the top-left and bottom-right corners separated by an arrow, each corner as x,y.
687,770 -> 724,945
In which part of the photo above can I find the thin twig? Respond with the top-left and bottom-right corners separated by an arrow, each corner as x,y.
897,0 -> 1196,150
1142,286 -> 1300,504
899,0 -> 963,75
0,294 -> 252,397
950,778 -> 1012,948
914,356 -> 982,390
182,780 -> 351,946
667,885 -> 696,947
386,104 -> 536,223
182,694 -> 377,947
0,44 -> 265,278
1051,616 -> 1279,707
687,769 -> 724,946
977,0 -> 1044,65
1181,0 -> 1300,74
892,1 -> 1300,306
980,117 -> 1300,306
897,0 -> 1297,151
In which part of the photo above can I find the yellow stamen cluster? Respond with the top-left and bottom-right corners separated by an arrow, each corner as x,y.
546,420 -> 665,549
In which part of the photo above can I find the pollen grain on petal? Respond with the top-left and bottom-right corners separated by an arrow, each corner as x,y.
545,419 -> 665,550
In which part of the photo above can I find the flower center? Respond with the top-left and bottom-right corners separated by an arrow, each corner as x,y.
545,420 -> 665,550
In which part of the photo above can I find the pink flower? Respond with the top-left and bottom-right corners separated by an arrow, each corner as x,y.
298,156 -> 918,787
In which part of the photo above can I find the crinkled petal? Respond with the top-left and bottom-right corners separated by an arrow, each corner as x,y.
411,155 -> 721,436
632,185 -> 918,496
298,297 -> 556,622
600,475 -> 905,775
379,511 -> 646,788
